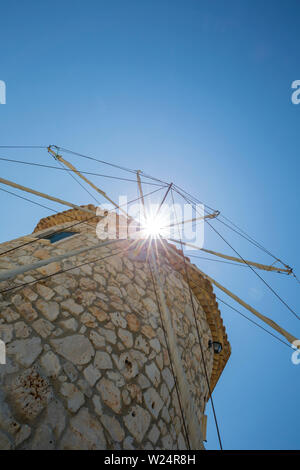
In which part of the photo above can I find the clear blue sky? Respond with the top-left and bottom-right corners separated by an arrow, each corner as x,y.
0,0 -> 299,450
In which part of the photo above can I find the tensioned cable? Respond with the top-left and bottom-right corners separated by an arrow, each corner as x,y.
173,184 -> 291,269
54,157 -> 101,205
0,145 -> 169,187
164,239 -> 293,349
0,156 -> 164,187
57,146 -> 144,176
0,186 -> 164,256
57,146 -> 177,188
0,145 -> 138,176
0,145 -> 170,183
148,260 -> 191,450
173,184 -> 285,260
174,188 -> 300,322
181,188 -> 298,281
216,296 -> 292,350
0,146 -> 47,149
186,253 -> 270,269
170,188 -> 223,450
2,146 -> 296,276
167,249 -> 292,349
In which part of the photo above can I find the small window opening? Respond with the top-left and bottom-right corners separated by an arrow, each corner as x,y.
42,231 -> 78,244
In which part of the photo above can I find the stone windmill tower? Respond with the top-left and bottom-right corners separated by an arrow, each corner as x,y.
1,145 -> 297,451
0,203 -> 230,450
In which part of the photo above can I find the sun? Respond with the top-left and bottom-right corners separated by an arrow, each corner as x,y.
140,212 -> 168,239
143,217 -> 162,238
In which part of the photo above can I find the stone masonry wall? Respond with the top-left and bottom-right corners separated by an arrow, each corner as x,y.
0,220 -> 214,450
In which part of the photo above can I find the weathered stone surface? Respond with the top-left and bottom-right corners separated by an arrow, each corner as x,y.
45,399 -> 66,438
15,424 -> 31,446
83,364 -> 101,386
7,337 -> 42,367
118,328 -> 133,348
92,395 -> 103,416
36,284 -> 55,300
141,325 -> 156,339
51,335 -> 94,365
80,312 -> 97,328
126,313 -> 140,332
1,307 -> 20,322
111,312 -> 126,328
117,352 -> 139,380
18,303 -> 38,322
34,249 -> 49,260
28,423 -> 55,450
142,297 -> 158,314
6,367 -> 52,420
59,318 -> 78,332
144,388 -> 163,418
150,337 -> 161,353
161,434 -> 173,449
145,362 -> 161,387
0,216 -> 219,451
77,378 -> 92,398
135,335 -> 150,354
40,351 -> 61,378
14,321 -> 31,338
97,378 -> 121,414
89,307 -> 108,322
162,367 -> 175,391
0,430 -> 12,449
148,424 -> 160,444
80,278 -> 97,290
89,330 -> 105,349
124,405 -> 151,443
36,299 -> 59,321
37,262 -> 61,276
101,415 -> 125,443
98,327 -> 116,345
60,407 -> 106,450
127,383 -> 142,404
61,299 -> 84,316
32,318 -> 54,338
63,362 -> 78,382
105,370 -> 124,388
22,287 -> 38,302
137,373 -> 151,390
61,383 -> 85,413
94,351 -> 113,370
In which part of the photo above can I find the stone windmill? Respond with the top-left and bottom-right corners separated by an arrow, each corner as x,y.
0,145 -> 296,450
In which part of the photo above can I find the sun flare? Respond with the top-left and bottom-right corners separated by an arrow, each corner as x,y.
142,214 -> 167,238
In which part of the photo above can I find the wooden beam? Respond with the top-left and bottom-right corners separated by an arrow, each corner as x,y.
165,242 -> 298,346
0,176 -> 95,215
48,146 -> 131,220
168,238 -> 292,275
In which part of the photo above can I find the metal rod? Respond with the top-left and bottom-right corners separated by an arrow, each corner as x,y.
136,170 -> 147,220
0,239 -> 124,282
155,182 -> 173,218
